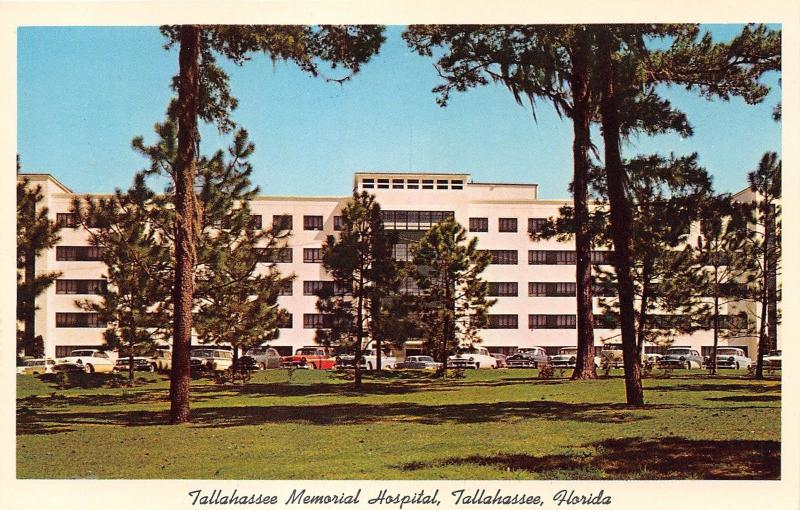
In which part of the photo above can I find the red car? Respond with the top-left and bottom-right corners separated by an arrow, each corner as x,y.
280,346 -> 337,370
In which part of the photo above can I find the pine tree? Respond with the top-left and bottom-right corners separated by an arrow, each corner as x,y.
71,173 -> 173,382
742,152 -> 781,379
192,129 -> 293,372
689,195 -> 755,375
316,191 -> 397,388
160,24 -> 385,423
410,218 -> 494,376
17,157 -> 62,357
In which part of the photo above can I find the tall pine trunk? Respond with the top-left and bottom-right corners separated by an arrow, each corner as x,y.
755,204 -> 771,379
711,266 -> 720,376
569,31 -> 597,380
598,29 -> 645,406
169,25 -> 201,424
354,270 -> 364,388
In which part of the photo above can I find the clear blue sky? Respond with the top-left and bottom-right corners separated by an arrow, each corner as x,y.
17,25 -> 781,199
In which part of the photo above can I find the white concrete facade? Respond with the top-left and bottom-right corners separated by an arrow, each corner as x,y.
21,172 -> 760,359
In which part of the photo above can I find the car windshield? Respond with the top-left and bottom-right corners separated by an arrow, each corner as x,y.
559,348 -> 577,355
297,348 -> 318,355
768,350 -> 781,356
417,356 -> 434,362
193,349 -> 214,357
70,350 -> 94,356
667,349 -> 692,355
717,349 -> 740,356
24,360 -> 43,366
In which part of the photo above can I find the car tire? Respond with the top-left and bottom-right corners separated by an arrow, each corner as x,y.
475,363 -> 480,369
307,363 -> 316,370
735,362 -> 740,370
367,362 -> 373,371
149,363 -> 156,373
85,363 -> 95,374
686,361 -> 691,370
260,362 -> 267,370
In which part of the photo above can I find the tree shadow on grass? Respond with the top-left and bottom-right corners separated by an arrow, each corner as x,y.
705,395 -> 781,403
647,382 -> 781,394
17,400 -> 665,435
399,437 -> 780,480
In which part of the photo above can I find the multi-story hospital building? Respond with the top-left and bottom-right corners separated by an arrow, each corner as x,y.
21,171 -> 762,359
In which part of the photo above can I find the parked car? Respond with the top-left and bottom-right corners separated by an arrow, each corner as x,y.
506,347 -> 549,368
491,353 -> 507,368
244,346 -> 281,369
16,358 -> 56,375
336,348 -> 397,370
549,347 -> 602,369
236,355 -> 261,373
190,348 -> 234,372
660,347 -> 704,369
764,349 -> 782,370
395,355 -> 442,370
643,353 -> 663,366
114,356 -> 155,372
280,346 -> 337,370
449,347 -> 498,369
709,347 -> 753,370
148,348 -> 172,372
54,349 -> 115,374
599,344 -> 624,368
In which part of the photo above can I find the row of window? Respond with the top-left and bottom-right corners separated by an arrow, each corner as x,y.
469,217 -> 551,234
477,250 -> 614,265
52,311 -> 747,331
361,178 -> 464,190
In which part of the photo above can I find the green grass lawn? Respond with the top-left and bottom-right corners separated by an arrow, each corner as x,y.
16,368 -> 780,480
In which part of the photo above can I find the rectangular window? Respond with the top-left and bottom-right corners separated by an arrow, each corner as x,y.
399,277 -> 423,296
407,179 -> 419,189
592,282 -> 617,297
377,178 -> 390,189
392,179 -> 404,189
437,179 -> 449,190
422,179 -> 434,190
528,282 -> 576,297
333,216 -> 344,231
303,280 -> 332,296
56,213 -> 78,228
279,280 -> 293,296
482,250 -> 518,265
488,282 -> 518,297
56,312 -> 106,328
303,248 -> 324,263
56,246 -> 104,261
272,215 -> 293,231
381,210 -> 454,230
593,314 -> 619,329
257,247 -> 293,263
450,179 -> 463,190
528,314 -> 577,329
590,250 -> 614,265
303,215 -> 323,231
498,218 -> 518,232
56,279 -> 107,295
527,218 -> 548,234
303,313 -> 331,329
488,314 -> 518,329
528,250 -> 576,265
392,244 -> 413,262
469,217 -> 488,232
277,313 -> 293,329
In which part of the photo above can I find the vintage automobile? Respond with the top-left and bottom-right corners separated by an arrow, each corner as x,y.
491,353 -> 507,368
236,355 -> 261,373
244,346 -> 282,369
599,344 -> 624,368
280,346 -> 337,370
394,355 -> 442,370
709,347 -> 753,370
764,349 -> 782,370
506,347 -> 549,368
54,349 -> 115,374
336,348 -> 397,370
549,347 -> 602,369
448,346 -> 498,369
114,356 -> 155,372
190,348 -> 234,372
660,347 -> 704,369
148,348 -> 172,372
16,358 -> 56,375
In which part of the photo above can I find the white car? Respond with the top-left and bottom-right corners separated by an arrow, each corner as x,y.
712,347 -> 752,370
190,348 -> 233,371
55,349 -> 115,373
764,349 -> 782,370
17,358 -> 57,375
449,347 -> 498,369
336,349 -> 397,370
549,347 -> 601,368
